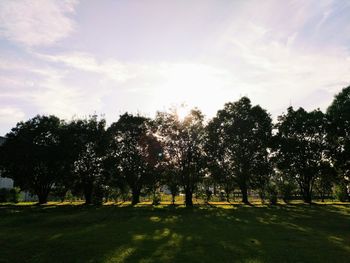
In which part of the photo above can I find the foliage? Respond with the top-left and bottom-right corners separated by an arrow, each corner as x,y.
314,163 -> 336,201
65,115 -> 106,204
155,108 -> 206,206
0,187 -> 20,203
106,113 -> 162,205
2,90 -> 350,205
274,107 -> 329,203
0,115 -> 65,204
333,183 -> 348,202
206,97 -> 272,203
152,192 -> 161,206
327,86 -> 350,200
277,180 -> 296,203
266,183 -> 278,205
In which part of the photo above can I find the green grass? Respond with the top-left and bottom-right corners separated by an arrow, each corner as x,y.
0,203 -> 349,263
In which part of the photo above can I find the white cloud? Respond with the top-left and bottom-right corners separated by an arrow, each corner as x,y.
208,3 -> 350,113
37,51 -> 239,117
36,39 -> 350,119
0,0 -> 78,47
27,68 -> 104,119
0,107 -> 25,120
1,0 -> 350,136
0,107 -> 25,135
38,52 -> 133,82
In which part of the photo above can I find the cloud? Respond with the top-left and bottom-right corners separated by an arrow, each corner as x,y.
28,69 -> 80,116
37,51 -> 238,116
38,52 -> 133,82
0,0 -> 78,47
0,107 -> 25,135
34,35 -> 350,119
0,56 -> 104,123
208,2 -> 350,113
1,0 -> 350,136
0,107 -> 25,120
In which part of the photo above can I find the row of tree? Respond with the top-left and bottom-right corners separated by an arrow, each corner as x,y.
1,86 -> 350,206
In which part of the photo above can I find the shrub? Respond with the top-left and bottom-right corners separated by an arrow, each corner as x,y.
0,188 -> 7,202
333,184 -> 348,202
0,187 -> 20,203
152,193 -> 161,206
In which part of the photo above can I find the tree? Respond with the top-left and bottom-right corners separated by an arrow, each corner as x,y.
206,97 -> 272,203
0,115 -> 64,204
327,85 -> 350,201
274,107 -> 329,203
314,161 -> 336,202
161,166 -> 180,205
106,113 -> 162,205
205,116 -> 235,202
156,109 -> 206,207
66,116 -> 106,205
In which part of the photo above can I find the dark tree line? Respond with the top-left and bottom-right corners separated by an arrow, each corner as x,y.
1,86 -> 350,205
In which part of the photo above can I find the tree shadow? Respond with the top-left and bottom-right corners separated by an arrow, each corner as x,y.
0,204 -> 349,262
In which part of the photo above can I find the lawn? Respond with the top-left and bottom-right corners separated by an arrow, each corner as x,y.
0,202 -> 349,263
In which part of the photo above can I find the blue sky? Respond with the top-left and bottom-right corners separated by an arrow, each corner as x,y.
0,0 -> 350,135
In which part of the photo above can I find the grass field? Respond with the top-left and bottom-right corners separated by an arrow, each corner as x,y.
0,202 -> 349,263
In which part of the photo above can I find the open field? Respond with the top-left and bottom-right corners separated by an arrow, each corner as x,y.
0,202 -> 349,263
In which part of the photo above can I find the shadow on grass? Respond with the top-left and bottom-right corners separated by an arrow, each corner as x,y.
0,203 -> 349,262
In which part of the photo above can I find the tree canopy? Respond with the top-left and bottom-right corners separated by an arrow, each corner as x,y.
1,87 -> 350,205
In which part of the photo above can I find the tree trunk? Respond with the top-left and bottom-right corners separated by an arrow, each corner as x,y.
303,189 -> 312,203
132,189 -> 140,205
84,190 -> 92,205
59,190 -> 67,202
185,189 -> 193,207
37,192 -> 49,204
240,184 -> 249,204
171,194 -> 176,205
213,183 -> 217,195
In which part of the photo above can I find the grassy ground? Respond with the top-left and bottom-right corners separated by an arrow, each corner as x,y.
0,202 -> 349,263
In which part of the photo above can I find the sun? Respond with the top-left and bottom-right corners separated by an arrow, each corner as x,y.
176,104 -> 189,121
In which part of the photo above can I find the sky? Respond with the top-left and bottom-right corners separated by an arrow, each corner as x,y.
0,0 -> 350,135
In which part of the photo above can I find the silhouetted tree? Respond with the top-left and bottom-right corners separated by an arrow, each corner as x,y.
274,107 -> 329,203
314,162 -> 336,202
106,113 -> 162,205
327,85 -> 350,201
0,115 -> 64,204
156,109 -> 206,207
206,97 -> 272,203
275,171 -> 297,203
66,116 -> 106,204
206,115 -> 235,202
161,167 -> 180,205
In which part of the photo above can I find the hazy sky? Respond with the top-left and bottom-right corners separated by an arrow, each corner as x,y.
1,0 -> 350,135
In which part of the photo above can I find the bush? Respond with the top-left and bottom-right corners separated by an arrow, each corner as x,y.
152,193 -> 161,206
0,187 -> 20,203
333,184 -> 348,202
64,190 -> 78,202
